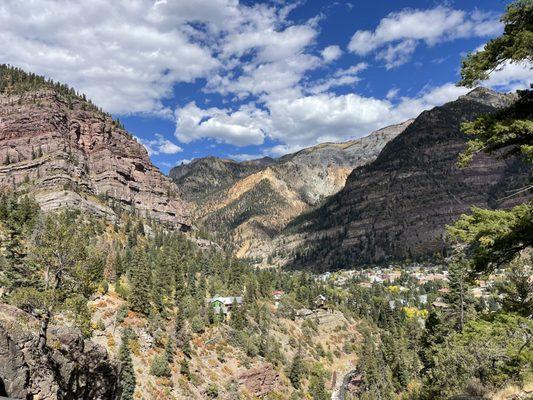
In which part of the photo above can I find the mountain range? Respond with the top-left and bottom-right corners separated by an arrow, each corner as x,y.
170,120 -> 412,258
1,66 -> 532,400
1,66 -> 531,270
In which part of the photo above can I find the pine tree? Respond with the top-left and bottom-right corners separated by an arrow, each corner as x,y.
152,249 -> 173,316
180,357 -> 190,380
165,339 -> 174,364
288,346 -> 305,389
459,0 -> 533,88
357,331 -> 395,400
230,298 -> 245,330
450,0 -> 533,274
309,375 -> 328,400
175,310 -> 191,357
497,254 -> 533,317
9,210 -> 95,351
174,267 -> 186,308
119,329 -> 136,400
128,248 -> 151,315
150,353 -> 171,378
446,257 -> 474,332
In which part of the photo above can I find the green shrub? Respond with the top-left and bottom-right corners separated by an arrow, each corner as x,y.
150,354 -> 171,377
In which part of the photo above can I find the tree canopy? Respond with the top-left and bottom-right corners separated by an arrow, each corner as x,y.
459,0 -> 533,88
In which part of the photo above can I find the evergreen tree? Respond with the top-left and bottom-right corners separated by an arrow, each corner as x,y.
119,329 -> 136,400
357,331 -> 395,400
152,249 -> 174,316
174,266 -> 186,308
450,0 -> 533,274
445,257 -> 474,332
165,339 -> 174,364
180,357 -> 190,380
288,346 -> 305,389
150,353 -> 171,378
10,210 -> 96,351
0,192 -> 39,287
230,298 -> 246,330
497,254 -> 533,317
175,310 -> 191,357
128,248 -> 151,315
309,375 -> 328,400
459,0 -> 533,88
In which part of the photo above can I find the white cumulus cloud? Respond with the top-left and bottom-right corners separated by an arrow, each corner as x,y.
175,102 -> 268,146
321,45 -> 343,62
136,134 -> 183,156
175,81 -> 474,151
348,6 -> 501,68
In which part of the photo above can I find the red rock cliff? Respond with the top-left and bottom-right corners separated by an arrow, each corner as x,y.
0,89 -> 189,228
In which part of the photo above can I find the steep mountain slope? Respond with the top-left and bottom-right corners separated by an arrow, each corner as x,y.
169,156 -> 276,203
170,120 -> 411,258
289,88 -> 532,271
0,66 -> 189,229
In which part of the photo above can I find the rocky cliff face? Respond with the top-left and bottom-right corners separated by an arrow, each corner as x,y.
169,156 -> 276,203
170,121 -> 411,259
0,86 -> 189,229
0,303 -> 120,400
289,88 -> 532,271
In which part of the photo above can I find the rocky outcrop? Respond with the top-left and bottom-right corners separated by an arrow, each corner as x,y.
0,303 -> 120,400
170,121 -> 411,260
238,364 -> 279,397
290,88 -> 532,271
0,88 -> 189,229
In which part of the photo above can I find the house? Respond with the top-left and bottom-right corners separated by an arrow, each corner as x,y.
369,275 -> 383,283
431,299 -> 449,309
296,308 -> 314,318
272,290 -> 284,300
317,272 -> 332,282
272,290 -> 285,308
314,294 -> 327,309
209,296 -> 243,315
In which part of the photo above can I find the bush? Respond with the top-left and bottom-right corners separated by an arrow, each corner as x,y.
150,354 -> 171,377
116,304 -> 129,324
206,383 -> 219,398
98,280 -> 109,295
96,319 -> 106,331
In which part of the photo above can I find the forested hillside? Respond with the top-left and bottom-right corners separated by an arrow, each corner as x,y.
1,190 -> 531,399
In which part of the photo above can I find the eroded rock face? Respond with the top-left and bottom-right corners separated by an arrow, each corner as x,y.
0,303 -> 120,400
238,364 -> 279,397
0,90 -> 189,228
290,88 -> 532,270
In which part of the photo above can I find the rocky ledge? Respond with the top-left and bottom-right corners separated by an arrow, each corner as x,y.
0,303 -> 121,400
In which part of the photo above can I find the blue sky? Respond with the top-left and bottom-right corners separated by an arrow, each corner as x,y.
1,0 -> 531,173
